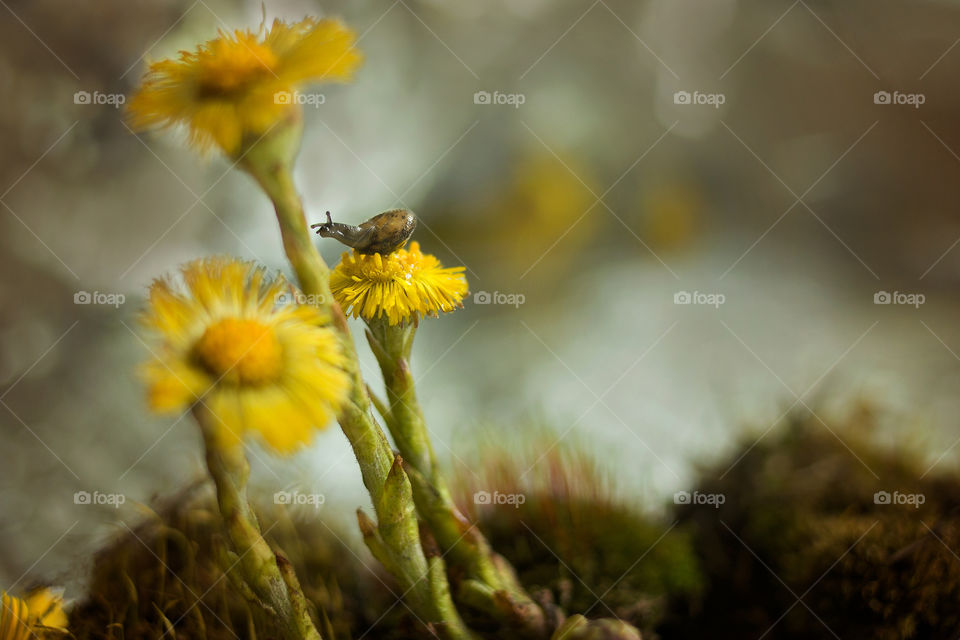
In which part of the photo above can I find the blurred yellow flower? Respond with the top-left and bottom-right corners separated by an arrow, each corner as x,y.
1,588 -> 68,640
472,151 -> 598,277
140,257 -> 350,453
128,17 -> 362,154
330,242 -> 468,325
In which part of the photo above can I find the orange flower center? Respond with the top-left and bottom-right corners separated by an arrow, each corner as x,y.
196,38 -> 279,96
195,318 -> 282,385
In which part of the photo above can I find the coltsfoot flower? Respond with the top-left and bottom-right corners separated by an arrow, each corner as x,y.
1,588 -> 68,640
330,242 -> 468,325
140,257 -> 350,453
128,17 -> 362,155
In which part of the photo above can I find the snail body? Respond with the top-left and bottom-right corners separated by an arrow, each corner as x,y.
311,209 -> 417,255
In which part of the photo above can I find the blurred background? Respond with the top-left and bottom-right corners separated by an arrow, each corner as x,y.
2,0 -> 960,596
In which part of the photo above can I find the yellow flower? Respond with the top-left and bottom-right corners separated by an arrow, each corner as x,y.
140,257 -> 350,453
330,242 -> 468,325
128,17 -> 362,155
1,588 -> 68,640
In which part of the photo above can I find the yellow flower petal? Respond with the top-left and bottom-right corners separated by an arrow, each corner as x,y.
139,257 -> 349,454
1,588 -> 68,640
128,17 -> 362,155
23,588 -> 68,631
330,242 -> 468,325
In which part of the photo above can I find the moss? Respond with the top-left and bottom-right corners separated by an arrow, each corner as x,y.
68,484 -> 407,640
671,407 -> 960,640
454,438 -> 703,637
68,437 -> 703,639
72,412 -> 960,639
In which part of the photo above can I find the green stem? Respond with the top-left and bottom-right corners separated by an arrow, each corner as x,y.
238,113 -> 331,305
366,317 -> 550,638
366,320 -> 436,476
238,117 -> 394,496
238,124 -> 475,640
194,405 -> 322,640
252,162 -> 332,302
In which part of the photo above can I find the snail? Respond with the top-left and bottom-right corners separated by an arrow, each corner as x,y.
311,209 -> 417,255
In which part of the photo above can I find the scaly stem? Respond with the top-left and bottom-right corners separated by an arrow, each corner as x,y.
237,121 -> 475,640
194,405 -> 322,640
366,317 -> 550,638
